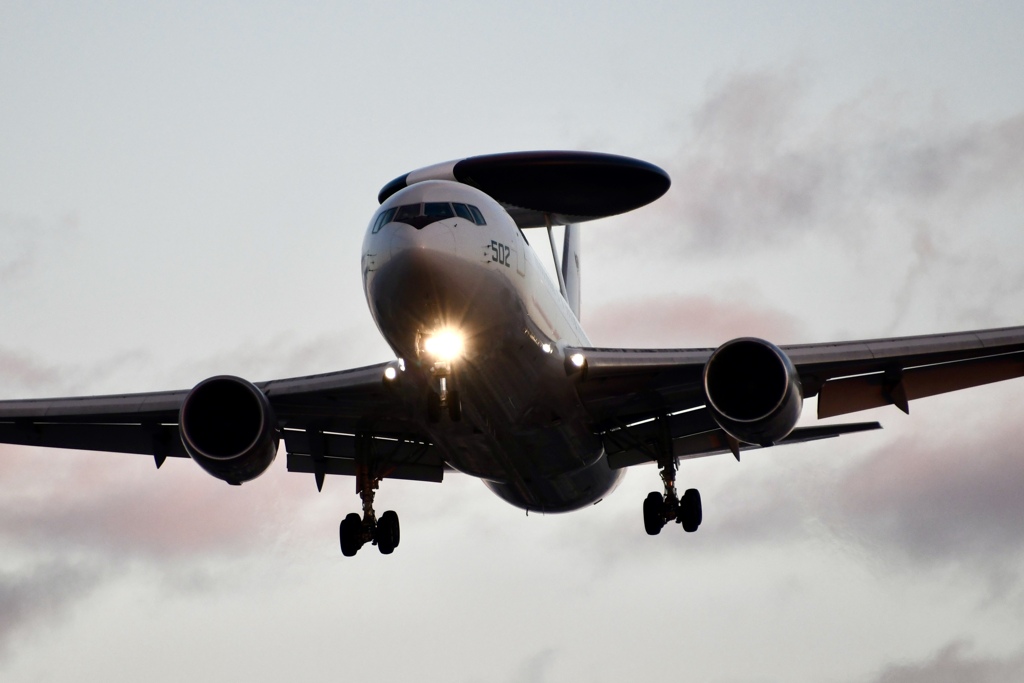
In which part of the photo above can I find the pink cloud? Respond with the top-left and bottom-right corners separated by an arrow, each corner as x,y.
0,445 -> 316,559
831,416 -> 1024,569
586,294 -> 802,348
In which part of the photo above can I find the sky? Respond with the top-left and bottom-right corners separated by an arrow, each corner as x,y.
2,2 -> 1024,681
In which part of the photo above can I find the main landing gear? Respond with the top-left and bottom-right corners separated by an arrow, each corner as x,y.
339,437 -> 401,557
643,457 -> 702,535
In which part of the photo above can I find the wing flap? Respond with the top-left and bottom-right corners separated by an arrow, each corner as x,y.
817,351 -> 1024,418
282,429 -> 443,483
786,325 -> 1024,393
606,422 -> 881,469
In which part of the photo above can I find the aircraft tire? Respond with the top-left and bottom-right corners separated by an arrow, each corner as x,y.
643,491 -> 665,535
376,510 -> 400,554
680,488 -> 702,533
340,513 -> 363,556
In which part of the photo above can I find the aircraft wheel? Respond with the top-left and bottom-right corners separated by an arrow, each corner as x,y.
376,510 -> 400,555
448,390 -> 462,422
427,391 -> 442,423
643,491 -> 666,536
679,488 -> 702,533
340,513 -> 364,556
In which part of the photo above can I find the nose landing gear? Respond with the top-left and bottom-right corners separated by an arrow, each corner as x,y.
426,362 -> 461,423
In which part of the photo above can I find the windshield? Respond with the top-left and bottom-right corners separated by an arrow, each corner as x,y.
374,202 -> 488,230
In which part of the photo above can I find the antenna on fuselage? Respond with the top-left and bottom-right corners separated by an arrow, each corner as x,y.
544,213 -> 582,320
561,223 -> 581,320
545,214 -> 569,299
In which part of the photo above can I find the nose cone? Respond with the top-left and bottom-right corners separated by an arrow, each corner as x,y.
389,221 -> 455,259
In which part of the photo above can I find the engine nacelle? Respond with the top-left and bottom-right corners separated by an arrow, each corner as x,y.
179,375 -> 279,485
702,338 -> 803,446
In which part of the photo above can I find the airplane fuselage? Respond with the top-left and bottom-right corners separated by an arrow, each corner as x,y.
362,180 -> 622,512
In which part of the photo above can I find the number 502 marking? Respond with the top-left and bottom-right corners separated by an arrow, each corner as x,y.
490,240 -> 511,267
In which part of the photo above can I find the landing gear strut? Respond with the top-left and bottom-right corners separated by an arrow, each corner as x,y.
426,361 -> 461,423
339,434 -> 401,557
642,452 -> 702,536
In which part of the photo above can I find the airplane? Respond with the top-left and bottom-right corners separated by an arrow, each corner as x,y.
2,150 -> 1023,557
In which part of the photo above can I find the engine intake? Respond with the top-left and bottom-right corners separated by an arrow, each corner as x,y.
179,375 -> 279,485
702,338 -> 803,446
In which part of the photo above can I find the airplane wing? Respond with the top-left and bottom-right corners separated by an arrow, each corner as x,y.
0,362 -> 444,485
568,324 -> 1024,467
4,325 -> 1022,484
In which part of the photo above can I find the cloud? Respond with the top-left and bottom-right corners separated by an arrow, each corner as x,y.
506,648 -> 558,683
0,345 -> 155,398
172,329 -> 388,385
0,212 -> 79,285
0,446 -> 314,560
864,641 -> 1024,683
682,395 -> 1024,594
586,294 -> 802,347
0,328 -> 385,402
643,67 -> 1024,254
0,560 -> 101,658
0,348 -> 62,390
827,414 -> 1024,586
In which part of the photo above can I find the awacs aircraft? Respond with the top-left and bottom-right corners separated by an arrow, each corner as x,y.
2,151 -> 1023,557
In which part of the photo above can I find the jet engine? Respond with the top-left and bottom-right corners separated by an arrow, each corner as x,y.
702,338 -> 803,446
179,375 -> 279,485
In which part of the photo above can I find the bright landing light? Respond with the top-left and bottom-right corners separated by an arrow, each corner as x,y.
422,329 -> 465,361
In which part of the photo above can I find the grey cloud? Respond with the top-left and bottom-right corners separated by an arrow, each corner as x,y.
647,68 -> 1024,253
693,409 -> 1024,593
0,560 -> 101,658
875,112 -> 1024,203
827,421 -> 1024,580
507,648 -> 558,683
173,330 -> 377,384
864,641 -> 1024,683
0,212 -> 79,285
0,345 -> 153,398
0,348 -> 62,391
0,331 -> 374,401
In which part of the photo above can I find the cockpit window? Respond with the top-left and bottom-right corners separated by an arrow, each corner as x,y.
452,203 -> 474,222
382,201 -> 487,230
371,207 -> 397,233
424,202 -> 455,219
395,204 -> 421,223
